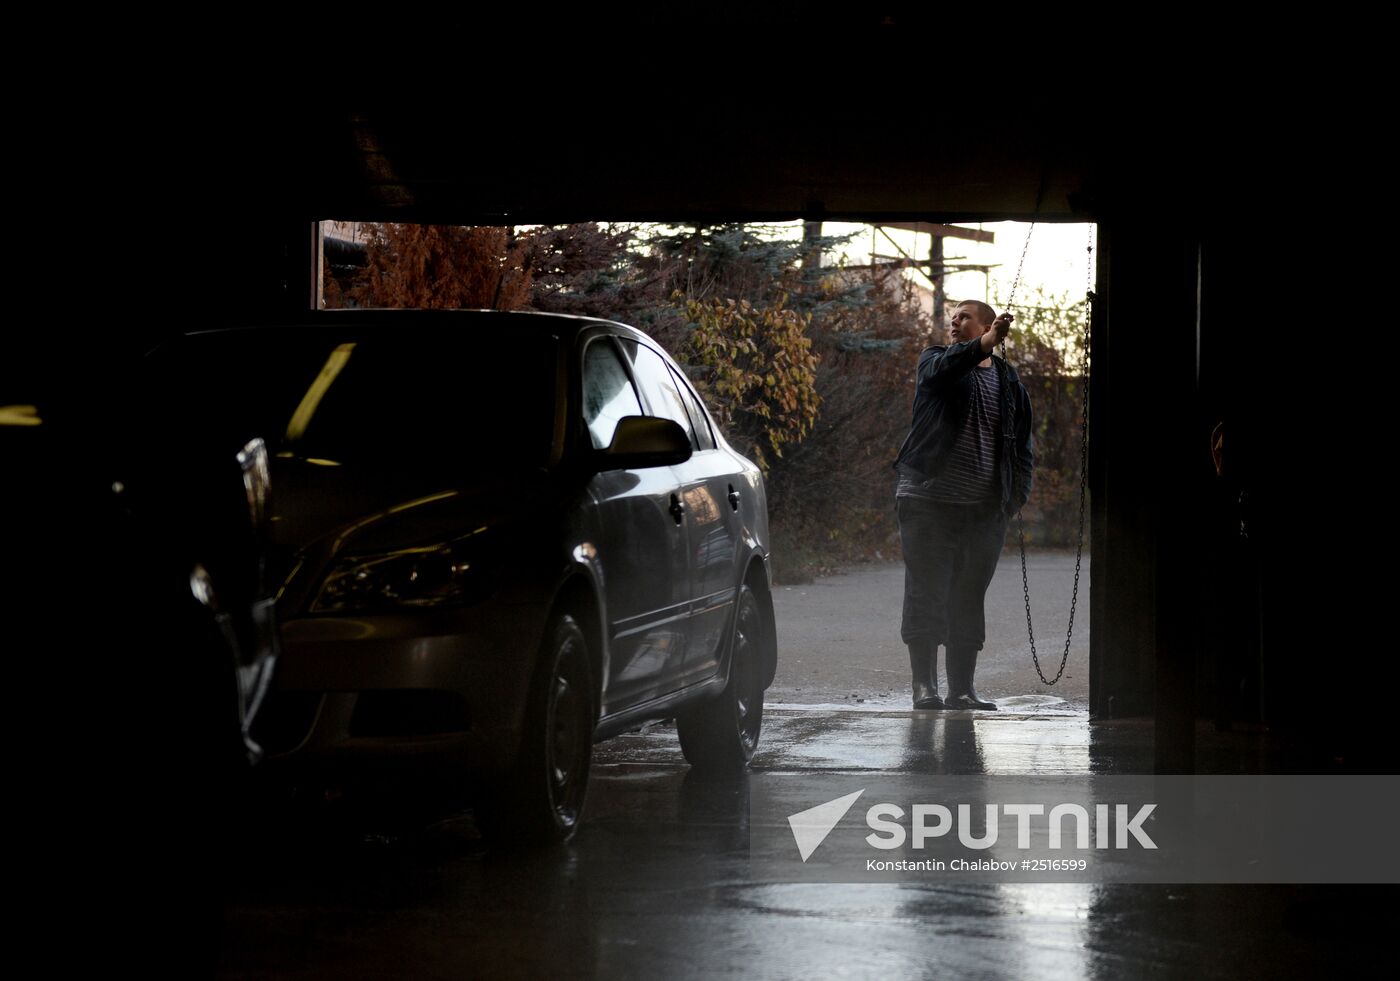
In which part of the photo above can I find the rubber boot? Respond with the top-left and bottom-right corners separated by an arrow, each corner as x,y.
908,640 -> 944,709
945,645 -> 996,711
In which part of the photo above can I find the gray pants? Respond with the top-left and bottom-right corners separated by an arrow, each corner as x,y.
897,496 -> 1008,650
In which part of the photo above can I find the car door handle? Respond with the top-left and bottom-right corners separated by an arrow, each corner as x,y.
727,486 -> 741,511
669,494 -> 686,524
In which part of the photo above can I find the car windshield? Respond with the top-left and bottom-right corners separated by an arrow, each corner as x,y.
146,329 -> 557,471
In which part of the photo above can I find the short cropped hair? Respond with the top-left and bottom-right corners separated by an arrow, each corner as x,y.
955,300 -> 997,326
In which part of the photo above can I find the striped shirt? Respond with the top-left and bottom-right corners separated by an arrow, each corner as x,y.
896,363 -> 1001,503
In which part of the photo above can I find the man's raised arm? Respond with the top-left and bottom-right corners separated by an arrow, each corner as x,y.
916,311 -> 1014,388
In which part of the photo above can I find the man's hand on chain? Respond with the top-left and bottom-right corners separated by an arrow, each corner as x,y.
980,312 -> 1014,354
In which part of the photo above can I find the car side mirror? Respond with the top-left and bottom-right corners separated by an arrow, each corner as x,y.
596,416 -> 693,470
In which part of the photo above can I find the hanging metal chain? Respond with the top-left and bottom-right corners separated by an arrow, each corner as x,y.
999,222 -> 1037,365
1003,223 -> 1036,314
1005,225 -> 1094,685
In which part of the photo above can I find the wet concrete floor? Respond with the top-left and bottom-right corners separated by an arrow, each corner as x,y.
216,705 -> 1394,979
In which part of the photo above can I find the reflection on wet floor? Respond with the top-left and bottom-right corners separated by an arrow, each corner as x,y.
216,708 -> 1394,979
597,703 -> 1104,775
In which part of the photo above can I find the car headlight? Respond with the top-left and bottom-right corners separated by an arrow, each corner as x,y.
310,543 -> 487,613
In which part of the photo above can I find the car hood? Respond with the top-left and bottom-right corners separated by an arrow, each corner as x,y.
268,456 -> 558,560
267,459 -> 562,612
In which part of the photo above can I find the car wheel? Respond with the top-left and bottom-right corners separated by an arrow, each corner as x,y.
477,614 -> 594,845
677,584 -> 764,770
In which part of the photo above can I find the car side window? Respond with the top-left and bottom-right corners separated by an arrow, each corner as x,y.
668,365 -> 716,451
622,340 -> 698,449
582,338 -> 644,450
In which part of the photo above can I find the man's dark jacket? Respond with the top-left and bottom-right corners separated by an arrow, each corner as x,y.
893,336 -> 1035,517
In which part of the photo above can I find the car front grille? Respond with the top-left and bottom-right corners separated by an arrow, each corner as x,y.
349,690 -> 472,738
249,691 -> 323,756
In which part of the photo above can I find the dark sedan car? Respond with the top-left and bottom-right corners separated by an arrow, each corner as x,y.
156,310 -> 777,842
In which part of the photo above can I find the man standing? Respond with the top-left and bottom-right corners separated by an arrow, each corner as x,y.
894,300 -> 1034,710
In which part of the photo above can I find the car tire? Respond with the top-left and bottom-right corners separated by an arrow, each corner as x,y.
477,614 -> 594,845
677,584 -> 764,771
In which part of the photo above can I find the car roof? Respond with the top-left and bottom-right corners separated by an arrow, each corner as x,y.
181,309 -> 653,345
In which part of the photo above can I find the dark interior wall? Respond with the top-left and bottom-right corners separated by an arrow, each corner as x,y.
1196,228 -> 1393,771
1085,157 -> 1390,769
1089,220 -> 1208,769
1199,234 -> 1265,732
1089,223 -> 1162,723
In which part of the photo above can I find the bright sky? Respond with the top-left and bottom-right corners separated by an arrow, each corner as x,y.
602,220 -> 1096,313
823,220 -> 1098,313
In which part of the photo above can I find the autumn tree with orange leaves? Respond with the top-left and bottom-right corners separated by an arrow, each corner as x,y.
336,224 -> 535,310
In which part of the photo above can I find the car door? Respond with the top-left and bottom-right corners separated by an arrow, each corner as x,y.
619,339 -> 740,687
580,334 -> 691,713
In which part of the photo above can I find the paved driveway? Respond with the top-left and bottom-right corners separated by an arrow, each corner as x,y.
770,550 -> 1090,710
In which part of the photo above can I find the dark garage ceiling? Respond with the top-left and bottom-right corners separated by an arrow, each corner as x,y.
62,9 -> 1335,238
199,15 -> 1254,229
290,104 -> 1100,223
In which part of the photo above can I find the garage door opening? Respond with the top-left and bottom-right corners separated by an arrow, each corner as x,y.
313,218 -> 1096,718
